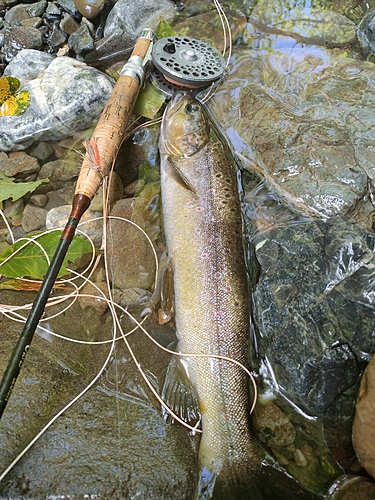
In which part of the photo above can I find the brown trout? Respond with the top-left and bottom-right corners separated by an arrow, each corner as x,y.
159,92 -> 259,499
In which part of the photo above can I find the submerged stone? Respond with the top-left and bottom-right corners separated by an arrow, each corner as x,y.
208,45 -> 375,227
251,219 -> 375,429
251,0 -> 356,46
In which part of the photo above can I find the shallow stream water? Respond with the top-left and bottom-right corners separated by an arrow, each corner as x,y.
1,0 -> 375,498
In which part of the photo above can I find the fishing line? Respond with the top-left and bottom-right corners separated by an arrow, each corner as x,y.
0,208 -> 15,244
0,297 -> 119,483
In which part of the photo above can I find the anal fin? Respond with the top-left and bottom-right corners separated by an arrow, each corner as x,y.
161,355 -> 201,427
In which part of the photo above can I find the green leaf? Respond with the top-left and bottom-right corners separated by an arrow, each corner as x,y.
0,230 -> 92,279
0,172 -> 49,203
0,278 -> 65,291
155,19 -> 176,39
133,81 -> 166,119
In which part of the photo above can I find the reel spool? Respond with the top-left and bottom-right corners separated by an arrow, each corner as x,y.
151,36 -> 225,96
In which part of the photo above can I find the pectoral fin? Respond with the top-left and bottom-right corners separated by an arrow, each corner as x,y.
165,156 -> 195,192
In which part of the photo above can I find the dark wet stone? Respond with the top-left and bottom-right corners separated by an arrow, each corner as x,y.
57,0 -> 81,18
328,475 -> 375,499
29,141 -> 56,163
49,22 -> 67,47
0,300 -> 196,499
59,11 -> 79,35
68,23 -> 94,54
45,1 -> 61,15
0,0 -> 17,10
251,219 -> 375,426
4,4 -> 31,25
20,16 -> 43,28
357,7 -> 375,54
104,0 -> 176,41
26,0 -> 48,18
83,27 -> 133,67
3,26 -> 43,61
74,0 -> 106,20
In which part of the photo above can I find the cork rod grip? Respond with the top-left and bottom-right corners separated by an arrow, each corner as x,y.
75,35 -> 152,199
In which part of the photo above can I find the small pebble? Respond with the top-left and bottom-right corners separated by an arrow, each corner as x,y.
74,0 -> 105,20
293,449 -> 307,467
59,12 -> 79,35
21,203 -> 48,232
29,193 -> 48,207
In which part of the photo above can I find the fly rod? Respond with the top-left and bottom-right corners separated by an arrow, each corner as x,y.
0,28 -> 155,419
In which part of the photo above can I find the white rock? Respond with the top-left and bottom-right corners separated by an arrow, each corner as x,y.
0,49 -> 114,151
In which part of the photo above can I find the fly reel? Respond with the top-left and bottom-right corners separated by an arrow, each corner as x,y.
150,36 -> 225,96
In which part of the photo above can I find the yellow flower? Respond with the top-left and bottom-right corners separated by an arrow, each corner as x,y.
0,76 -> 30,116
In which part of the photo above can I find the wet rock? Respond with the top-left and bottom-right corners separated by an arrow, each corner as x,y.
253,401 -> 296,449
250,0 -> 356,46
21,202 -> 48,231
0,151 -> 40,177
104,0 -> 176,41
26,0 -> 48,18
0,0 -> 17,10
83,27 -> 133,67
328,475 -> 375,499
38,158 -> 79,182
172,4 -> 247,51
3,26 -> 43,62
0,294 -> 196,499
57,0 -> 81,18
4,48 -> 53,79
2,198 -> 24,226
112,287 -> 151,310
251,219 -> 375,429
20,16 -> 43,28
46,2 -> 61,15
352,354 -> 375,478
74,0 -> 105,20
29,193 -> 48,207
67,23 -> 94,54
49,23 -> 68,48
59,12 -> 79,34
78,268 -> 109,314
106,198 -> 156,290
4,4 -> 31,25
89,170 -> 123,212
208,45 -> 375,227
357,7 -> 375,54
29,141 -> 56,163
0,49 -> 114,151
46,204 -> 103,246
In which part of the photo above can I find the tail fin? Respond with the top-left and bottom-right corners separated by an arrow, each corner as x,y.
195,464 -> 265,500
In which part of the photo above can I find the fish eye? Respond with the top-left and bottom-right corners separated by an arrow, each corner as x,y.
185,102 -> 200,113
